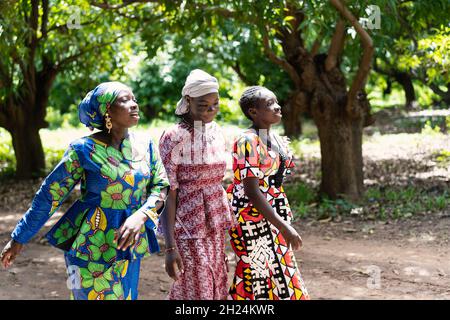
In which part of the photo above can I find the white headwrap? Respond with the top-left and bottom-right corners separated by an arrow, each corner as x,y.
175,69 -> 219,115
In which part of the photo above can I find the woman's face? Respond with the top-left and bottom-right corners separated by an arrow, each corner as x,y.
186,92 -> 219,124
108,89 -> 140,129
249,88 -> 282,125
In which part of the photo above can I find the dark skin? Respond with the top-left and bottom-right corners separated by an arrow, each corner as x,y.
1,89 -> 168,269
245,88 -> 303,251
160,92 -> 219,280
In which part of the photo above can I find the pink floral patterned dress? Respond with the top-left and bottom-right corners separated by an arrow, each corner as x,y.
159,120 -> 235,300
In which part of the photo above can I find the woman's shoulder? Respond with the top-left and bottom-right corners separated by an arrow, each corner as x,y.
68,136 -> 96,151
234,129 -> 259,145
159,122 -> 191,143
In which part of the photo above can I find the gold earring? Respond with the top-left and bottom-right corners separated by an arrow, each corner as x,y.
105,112 -> 112,133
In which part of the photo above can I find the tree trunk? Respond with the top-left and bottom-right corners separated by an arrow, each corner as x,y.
4,68 -> 56,179
307,56 -> 372,200
281,92 -> 304,137
257,1 -> 374,200
316,112 -> 365,200
394,72 -> 417,110
9,117 -> 46,179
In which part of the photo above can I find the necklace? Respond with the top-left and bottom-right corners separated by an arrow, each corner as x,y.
250,125 -> 288,188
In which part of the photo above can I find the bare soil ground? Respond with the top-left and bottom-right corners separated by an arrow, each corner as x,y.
1,209 -> 449,300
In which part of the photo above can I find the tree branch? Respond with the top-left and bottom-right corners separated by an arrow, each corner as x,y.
0,106 -> 7,129
44,13 -> 103,37
373,58 -> 392,76
29,0 -> 39,49
0,96 -> 13,131
329,0 -> 374,117
310,36 -> 322,56
90,0 -> 171,9
55,35 -> 125,70
9,44 -> 28,83
262,29 -> 302,88
0,59 -> 12,88
325,19 -> 346,71
231,63 -> 252,86
200,6 -> 240,19
40,0 -> 49,39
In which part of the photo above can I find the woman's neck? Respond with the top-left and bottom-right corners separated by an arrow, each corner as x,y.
251,122 -> 272,132
100,127 -> 128,149
182,114 -> 205,129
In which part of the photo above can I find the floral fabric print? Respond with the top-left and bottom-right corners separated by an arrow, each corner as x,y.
11,134 -> 169,267
65,253 -> 141,300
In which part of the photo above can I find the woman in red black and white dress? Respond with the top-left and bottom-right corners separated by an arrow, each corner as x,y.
227,86 -> 309,300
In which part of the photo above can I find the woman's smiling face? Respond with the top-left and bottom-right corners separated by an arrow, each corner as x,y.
249,88 -> 282,125
108,89 -> 140,129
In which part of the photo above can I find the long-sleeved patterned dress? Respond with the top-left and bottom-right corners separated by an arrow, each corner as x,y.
227,129 -> 309,300
159,120 -> 236,300
11,134 -> 169,300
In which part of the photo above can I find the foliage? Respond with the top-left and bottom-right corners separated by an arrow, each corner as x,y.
286,182 -> 449,221
435,149 -> 450,167
129,42 -> 247,124
0,129 -> 15,179
0,0 -> 138,126
370,0 -> 450,106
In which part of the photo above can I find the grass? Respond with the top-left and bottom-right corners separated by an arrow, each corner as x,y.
435,149 -> 450,167
285,183 -> 449,221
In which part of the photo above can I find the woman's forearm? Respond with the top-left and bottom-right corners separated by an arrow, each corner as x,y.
243,178 -> 287,231
161,188 -> 177,248
155,187 -> 168,212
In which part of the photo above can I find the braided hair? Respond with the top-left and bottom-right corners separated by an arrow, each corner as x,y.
239,86 -> 267,120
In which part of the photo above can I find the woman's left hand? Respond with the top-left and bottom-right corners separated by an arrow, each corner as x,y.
115,211 -> 148,251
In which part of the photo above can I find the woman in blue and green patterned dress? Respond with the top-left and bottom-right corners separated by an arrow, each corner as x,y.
0,82 -> 169,300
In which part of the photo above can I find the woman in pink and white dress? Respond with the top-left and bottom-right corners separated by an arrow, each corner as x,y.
159,69 -> 235,300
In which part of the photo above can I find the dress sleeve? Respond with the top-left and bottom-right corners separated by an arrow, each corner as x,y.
135,139 -> 170,229
11,145 -> 84,244
234,133 -> 263,181
158,130 -> 180,190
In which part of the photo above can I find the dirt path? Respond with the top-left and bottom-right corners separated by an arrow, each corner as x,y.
1,210 -> 449,300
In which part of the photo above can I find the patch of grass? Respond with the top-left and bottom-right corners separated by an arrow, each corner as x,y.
364,186 -> 449,220
0,129 -> 15,179
287,183 -> 449,222
44,146 -> 66,170
435,149 -> 450,167
316,197 -> 359,219
288,137 -> 320,159
284,183 -> 316,219
285,183 -> 360,220
284,183 -> 316,204
421,120 -> 444,135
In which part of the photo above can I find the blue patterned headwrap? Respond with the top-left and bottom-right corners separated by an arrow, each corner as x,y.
78,81 -> 131,130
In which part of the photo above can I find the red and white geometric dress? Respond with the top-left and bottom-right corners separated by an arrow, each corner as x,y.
227,129 -> 309,300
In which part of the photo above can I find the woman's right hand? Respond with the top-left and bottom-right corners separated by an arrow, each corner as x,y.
279,224 -> 303,251
1,239 -> 24,269
165,249 -> 184,281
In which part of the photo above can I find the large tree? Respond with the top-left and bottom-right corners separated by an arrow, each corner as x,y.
0,0 -> 132,178
184,0 -> 377,200
93,0 -> 379,200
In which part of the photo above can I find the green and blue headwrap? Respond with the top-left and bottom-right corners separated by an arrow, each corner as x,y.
78,81 -> 131,130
